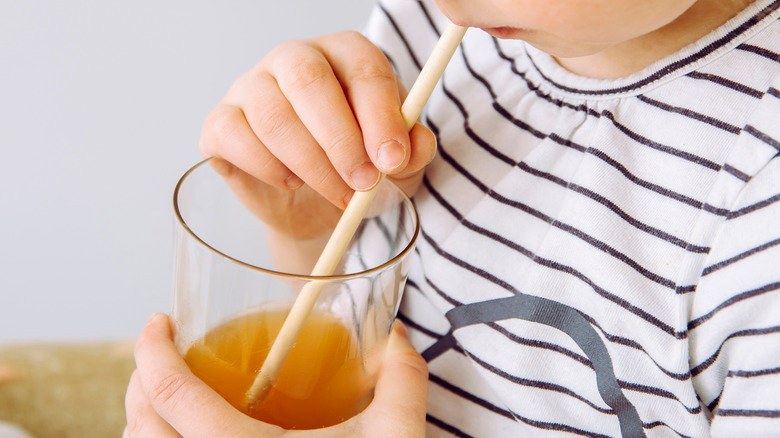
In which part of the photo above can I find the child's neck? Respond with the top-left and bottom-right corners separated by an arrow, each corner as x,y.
554,0 -> 754,79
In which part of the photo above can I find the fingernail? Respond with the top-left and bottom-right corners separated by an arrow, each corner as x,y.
350,162 -> 380,190
377,140 -> 406,171
285,173 -> 304,189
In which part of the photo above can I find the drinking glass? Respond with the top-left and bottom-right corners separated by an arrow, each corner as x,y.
170,158 -> 419,430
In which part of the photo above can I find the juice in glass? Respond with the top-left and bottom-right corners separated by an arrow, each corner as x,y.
183,306 -> 373,429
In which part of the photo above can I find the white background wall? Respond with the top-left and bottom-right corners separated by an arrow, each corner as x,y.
0,0 -> 375,344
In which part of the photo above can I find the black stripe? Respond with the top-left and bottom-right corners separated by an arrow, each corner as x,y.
420,221 -> 523,294
432,116 -> 711,268
419,268 -> 469,308
576,310 -> 691,380
737,43 -> 780,63
708,393 -> 722,413
427,401 -> 614,438
490,100 -> 549,139
467,348 -> 613,415
636,95 -> 742,134
475,59 -> 724,172
550,134 -> 730,217
426,414 -> 475,438
688,282 -> 780,330
378,3 -> 422,70
643,421 -> 694,438
744,125 -> 780,152
422,330 -> 457,362
417,273 -> 599,370
517,161 -> 711,255
459,35 -> 499,99
690,326 -> 780,377
477,40 -> 728,174
728,365 -> 780,378
685,71 -> 764,98
416,0 -> 442,38
420,269 -> 665,375
676,284 -> 698,295
446,297 -> 647,436
421,267 -> 692,382
421,177 -> 686,339
520,2 -> 780,96
617,380 -> 700,414
429,373 -> 516,420
723,163 -> 751,182
491,38 -> 598,116
419,277 -> 597,369
769,87 -> 780,99
702,238 -> 780,276
436,377 -> 637,438
601,110 -> 722,170
716,409 -> 780,418
396,305 -> 445,341
727,191 -> 780,219
433,119 -> 709,276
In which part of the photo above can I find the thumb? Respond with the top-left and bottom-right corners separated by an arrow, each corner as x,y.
134,313 -> 282,438
361,320 -> 429,436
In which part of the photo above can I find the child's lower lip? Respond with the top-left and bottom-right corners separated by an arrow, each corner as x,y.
483,26 -> 524,39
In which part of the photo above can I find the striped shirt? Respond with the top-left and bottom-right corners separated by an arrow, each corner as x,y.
363,1 -> 780,437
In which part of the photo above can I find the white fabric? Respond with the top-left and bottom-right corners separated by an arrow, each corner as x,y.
364,1 -> 780,437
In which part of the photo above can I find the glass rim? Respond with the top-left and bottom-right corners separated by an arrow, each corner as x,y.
172,158 -> 421,281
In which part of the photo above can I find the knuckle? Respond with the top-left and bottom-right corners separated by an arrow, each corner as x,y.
333,29 -> 367,43
203,105 -> 242,146
271,41 -> 332,91
253,104 -> 296,140
287,58 -> 332,91
349,61 -> 396,85
314,165 -> 340,188
147,370 -> 190,409
398,348 -> 429,381
323,127 -> 363,154
333,30 -> 379,56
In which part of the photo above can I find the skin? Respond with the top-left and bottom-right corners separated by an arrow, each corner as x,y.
434,0 -> 754,78
124,314 -> 428,437
128,0 -> 755,435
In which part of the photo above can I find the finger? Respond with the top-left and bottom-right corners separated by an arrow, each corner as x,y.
268,38 -> 382,192
230,65 -> 356,207
199,103 -> 304,191
386,121 -> 437,196
361,320 -> 429,437
134,313 -> 283,438
124,370 -> 182,438
316,31 -> 412,175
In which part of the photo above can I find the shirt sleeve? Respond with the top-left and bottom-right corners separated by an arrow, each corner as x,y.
689,82 -> 780,437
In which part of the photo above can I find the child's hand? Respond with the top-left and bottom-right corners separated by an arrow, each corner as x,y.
199,31 -> 437,212
123,314 -> 428,437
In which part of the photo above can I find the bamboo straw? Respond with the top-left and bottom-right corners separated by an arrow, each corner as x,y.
244,23 -> 468,410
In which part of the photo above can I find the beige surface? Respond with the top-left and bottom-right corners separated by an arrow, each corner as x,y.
0,342 -> 135,438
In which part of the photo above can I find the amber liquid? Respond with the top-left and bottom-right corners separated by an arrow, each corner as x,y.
183,307 -> 372,429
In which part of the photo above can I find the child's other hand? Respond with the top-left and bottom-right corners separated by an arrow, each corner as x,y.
123,314 -> 428,437
199,31 -> 436,210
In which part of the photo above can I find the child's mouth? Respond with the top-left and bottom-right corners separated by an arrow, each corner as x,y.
482,26 -> 526,39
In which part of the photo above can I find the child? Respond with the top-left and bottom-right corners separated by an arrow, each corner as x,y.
126,0 -> 780,436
